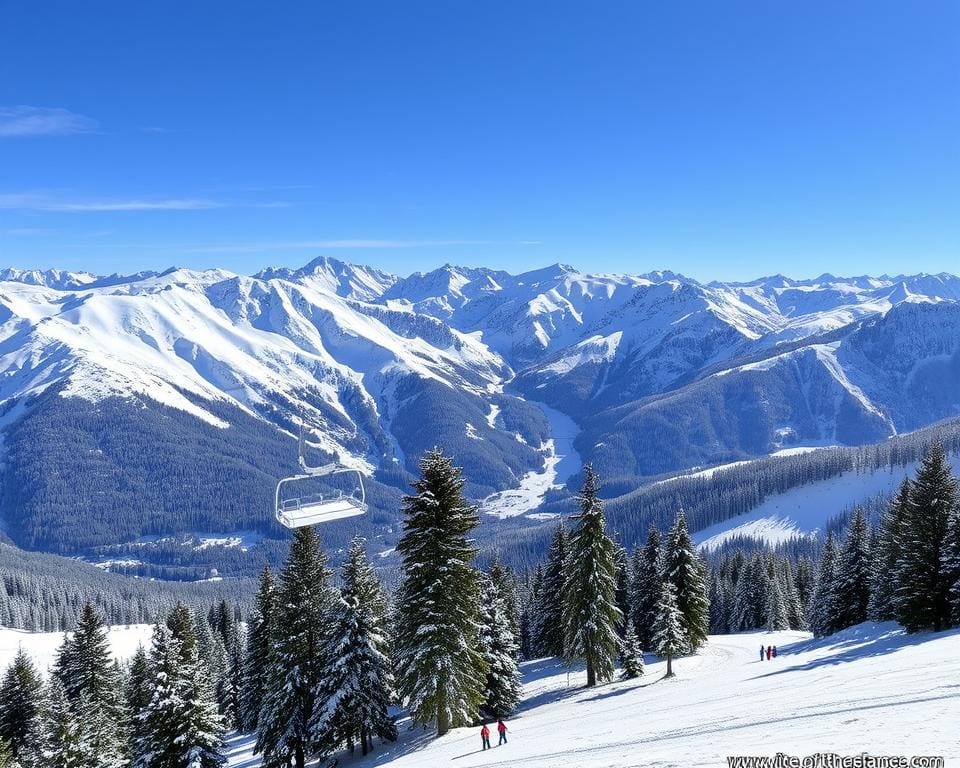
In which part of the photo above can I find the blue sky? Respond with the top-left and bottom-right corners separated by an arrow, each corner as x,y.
1,1 -> 957,281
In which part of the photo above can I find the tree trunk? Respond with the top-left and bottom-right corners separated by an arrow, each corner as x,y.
437,673 -> 450,736
586,657 -> 596,687
664,654 -> 674,678
295,742 -> 305,768
361,727 -> 369,756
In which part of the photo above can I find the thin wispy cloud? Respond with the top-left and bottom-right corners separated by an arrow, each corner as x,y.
181,239 -> 541,254
0,193 -> 222,212
0,105 -> 98,138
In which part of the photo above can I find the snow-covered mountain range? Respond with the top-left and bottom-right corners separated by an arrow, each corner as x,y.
1,258 -> 958,553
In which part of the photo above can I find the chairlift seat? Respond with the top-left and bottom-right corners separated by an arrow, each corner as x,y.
277,495 -> 367,528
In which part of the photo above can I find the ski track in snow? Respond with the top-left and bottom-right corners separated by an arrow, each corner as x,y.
479,401 -> 582,519
224,622 -> 960,767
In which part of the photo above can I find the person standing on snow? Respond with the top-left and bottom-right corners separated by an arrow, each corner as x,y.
497,719 -> 509,745
760,645 -> 765,661
772,646 -> 778,658
766,645 -> 772,660
481,723 -> 491,750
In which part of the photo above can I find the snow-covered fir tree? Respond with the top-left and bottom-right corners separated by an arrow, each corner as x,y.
257,527 -> 336,768
0,647 -> 43,764
311,537 -> 397,757
477,574 -> 522,718
630,526 -> 664,650
489,558 -> 522,658
613,540 -> 631,636
809,533 -> 840,637
897,442 -> 957,632
52,601 -> 127,767
125,645 -> 152,761
136,606 -> 225,768
651,582 -> 687,678
38,676 -> 85,768
393,449 -> 487,737
561,465 -> 622,687
619,620 -> 644,680
532,524 -> 567,658
664,509 -> 710,651
520,565 -> 543,660
834,507 -> 872,631
240,567 -> 276,733
945,502 -> 960,625
869,479 -> 911,621
766,575 -> 790,632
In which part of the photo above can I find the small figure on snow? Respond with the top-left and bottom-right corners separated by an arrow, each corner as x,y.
497,719 -> 509,745
760,644 -> 765,661
481,723 -> 491,751
766,645 -> 772,660
772,646 -> 778,658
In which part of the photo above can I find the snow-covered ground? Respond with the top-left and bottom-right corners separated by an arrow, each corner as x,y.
480,401 -> 582,519
226,622 -> 960,767
0,624 -> 153,672
694,452 -> 960,550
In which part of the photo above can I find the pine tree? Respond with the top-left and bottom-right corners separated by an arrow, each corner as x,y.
126,645 -> 152,760
897,442 -> 958,632
52,602 -> 127,767
55,603 -> 118,707
631,526 -> 663,649
562,465 -> 622,687
312,537 -> 397,757
394,449 -> 487,737
489,558 -> 522,657
834,507 -> 872,630
613,541 -> 630,636
38,676 -> 85,768
651,582 -> 687,678
810,533 -> 840,637
532,524 -> 567,658
137,609 -> 226,768
869,479 -> 911,621
619,620 -> 644,680
520,566 -> 542,660
0,648 -> 44,763
766,575 -> 789,632
664,509 -> 710,651
477,575 -> 522,718
945,504 -> 960,626
257,528 -> 336,768
240,567 -> 276,733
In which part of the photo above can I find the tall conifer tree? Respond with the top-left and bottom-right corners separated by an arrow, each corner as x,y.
394,449 -> 487,737
562,465 -> 622,687
664,509 -> 710,651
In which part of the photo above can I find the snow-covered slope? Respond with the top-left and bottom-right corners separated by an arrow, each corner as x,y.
1,259 -> 959,553
225,622 -> 960,767
0,624 -> 153,672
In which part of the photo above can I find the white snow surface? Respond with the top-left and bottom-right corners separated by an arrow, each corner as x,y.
0,624 -> 153,672
480,401 -> 582,519
695,452 -> 960,550
226,622 -> 960,767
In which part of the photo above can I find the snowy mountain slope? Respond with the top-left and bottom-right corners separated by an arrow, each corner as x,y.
693,450 -> 960,550
226,623 -> 960,767
1,258 -> 960,557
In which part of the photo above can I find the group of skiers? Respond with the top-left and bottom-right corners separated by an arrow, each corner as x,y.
760,644 -> 778,660
480,719 -> 509,750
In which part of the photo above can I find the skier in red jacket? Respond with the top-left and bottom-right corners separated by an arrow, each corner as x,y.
481,724 -> 491,750
766,645 -> 772,660
497,719 -> 509,745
